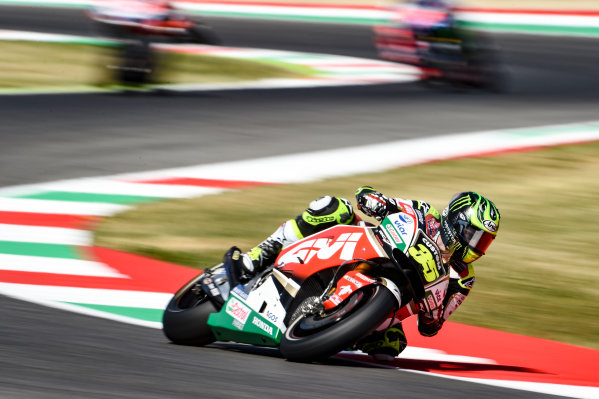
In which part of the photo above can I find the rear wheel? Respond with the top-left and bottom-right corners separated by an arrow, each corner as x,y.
162,274 -> 217,346
280,285 -> 397,362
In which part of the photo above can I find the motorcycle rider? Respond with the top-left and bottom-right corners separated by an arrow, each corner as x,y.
238,187 -> 500,360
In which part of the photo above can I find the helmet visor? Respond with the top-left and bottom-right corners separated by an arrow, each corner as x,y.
461,225 -> 495,255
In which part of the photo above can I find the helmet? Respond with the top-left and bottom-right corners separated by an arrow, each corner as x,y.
440,192 -> 500,264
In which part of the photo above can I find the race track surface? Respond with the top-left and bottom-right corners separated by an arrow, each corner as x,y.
1,5 -> 598,398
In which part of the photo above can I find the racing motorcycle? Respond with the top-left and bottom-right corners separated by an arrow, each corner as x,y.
162,202 -> 449,362
87,2 -> 220,85
373,5 -> 507,91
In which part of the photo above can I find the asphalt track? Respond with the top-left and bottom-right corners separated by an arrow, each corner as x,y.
1,5 -> 598,399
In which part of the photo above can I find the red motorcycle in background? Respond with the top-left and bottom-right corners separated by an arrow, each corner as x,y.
374,0 -> 507,91
87,0 -> 220,85
162,201 -> 449,362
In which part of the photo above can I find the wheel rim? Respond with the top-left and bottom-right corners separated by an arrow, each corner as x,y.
289,287 -> 374,338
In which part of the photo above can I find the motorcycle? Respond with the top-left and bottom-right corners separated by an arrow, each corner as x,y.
87,1 -> 220,85
373,5 -> 507,91
162,202 -> 449,362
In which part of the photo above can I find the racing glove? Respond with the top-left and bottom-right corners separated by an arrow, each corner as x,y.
355,186 -> 401,221
417,311 -> 444,337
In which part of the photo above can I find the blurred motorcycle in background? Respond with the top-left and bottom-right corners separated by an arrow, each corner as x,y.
374,0 -> 508,91
87,0 -> 220,85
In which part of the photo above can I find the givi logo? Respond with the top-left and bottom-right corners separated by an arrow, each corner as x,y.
278,232 -> 363,264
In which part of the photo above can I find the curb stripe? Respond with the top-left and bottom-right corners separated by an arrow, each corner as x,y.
0,224 -> 92,246
459,21 -> 599,36
0,197 -> 131,215
131,177 -> 279,188
0,270 -> 145,290
0,211 -> 95,229
15,191 -> 166,205
0,282 -> 172,308
32,180 -> 227,199
0,254 -> 126,277
67,302 -> 165,322
0,241 -> 83,259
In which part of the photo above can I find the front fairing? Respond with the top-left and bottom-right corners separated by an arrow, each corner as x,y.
275,225 -> 386,283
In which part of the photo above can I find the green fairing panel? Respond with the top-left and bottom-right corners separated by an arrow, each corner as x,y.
207,295 -> 282,347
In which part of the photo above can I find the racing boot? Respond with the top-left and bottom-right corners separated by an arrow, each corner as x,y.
359,323 -> 408,362
240,237 -> 283,279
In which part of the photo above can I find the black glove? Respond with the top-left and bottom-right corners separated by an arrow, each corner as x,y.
417,312 -> 443,337
355,186 -> 400,221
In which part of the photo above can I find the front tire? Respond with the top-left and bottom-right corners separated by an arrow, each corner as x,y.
162,274 -> 217,346
280,285 -> 397,362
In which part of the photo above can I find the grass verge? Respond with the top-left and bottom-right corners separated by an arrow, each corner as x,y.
94,141 -> 599,350
0,41 -> 306,90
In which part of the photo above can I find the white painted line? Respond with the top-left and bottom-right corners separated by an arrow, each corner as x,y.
458,12 -> 599,27
404,369 -> 599,399
0,282 -> 172,309
176,2 -> 388,19
0,292 -> 162,328
0,224 -> 93,246
345,346 -> 498,365
32,179 -> 225,199
399,346 -> 497,364
0,197 -> 130,216
0,254 -> 127,278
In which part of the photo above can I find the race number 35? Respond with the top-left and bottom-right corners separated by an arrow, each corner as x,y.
408,244 -> 440,282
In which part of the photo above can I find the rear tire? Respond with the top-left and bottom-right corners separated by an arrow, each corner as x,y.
162,275 -> 217,346
280,285 -> 396,362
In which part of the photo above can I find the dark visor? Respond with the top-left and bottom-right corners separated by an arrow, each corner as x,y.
461,225 -> 495,255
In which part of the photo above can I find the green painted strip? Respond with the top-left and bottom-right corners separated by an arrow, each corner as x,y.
15,191 -> 165,205
67,302 -> 164,322
188,10 -> 386,25
458,21 -> 599,37
503,122 -> 599,137
0,241 -> 82,259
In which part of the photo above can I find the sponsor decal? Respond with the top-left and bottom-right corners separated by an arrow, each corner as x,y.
355,272 -> 375,284
343,274 -> 363,287
416,210 -> 424,225
377,230 -> 392,246
426,294 -> 437,310
265,310 -> 278,323
304,215 -> 335,224
328,294 -> 343,306
483,220 -> 498,232
278,232 -> 363,264
252,316 -> 274,336
233,319 -> 245,330
226,297 -> 251,325
435,288 -> 444,303
394,219 -> 409,236
232,286 -> 249,300
385,224 -> 403,245
398,213 -> 413,224
426,216 -> 439,238
422,233 -> 440,263
462,276 -> 475,289
338,285 -> 353,296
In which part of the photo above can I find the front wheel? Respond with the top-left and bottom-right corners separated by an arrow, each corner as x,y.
280,285 -> 397,362
162,274 -> 218,346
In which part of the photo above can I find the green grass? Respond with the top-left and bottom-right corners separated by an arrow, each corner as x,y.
94,141 -> 599,350
0,41 -> 306,89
